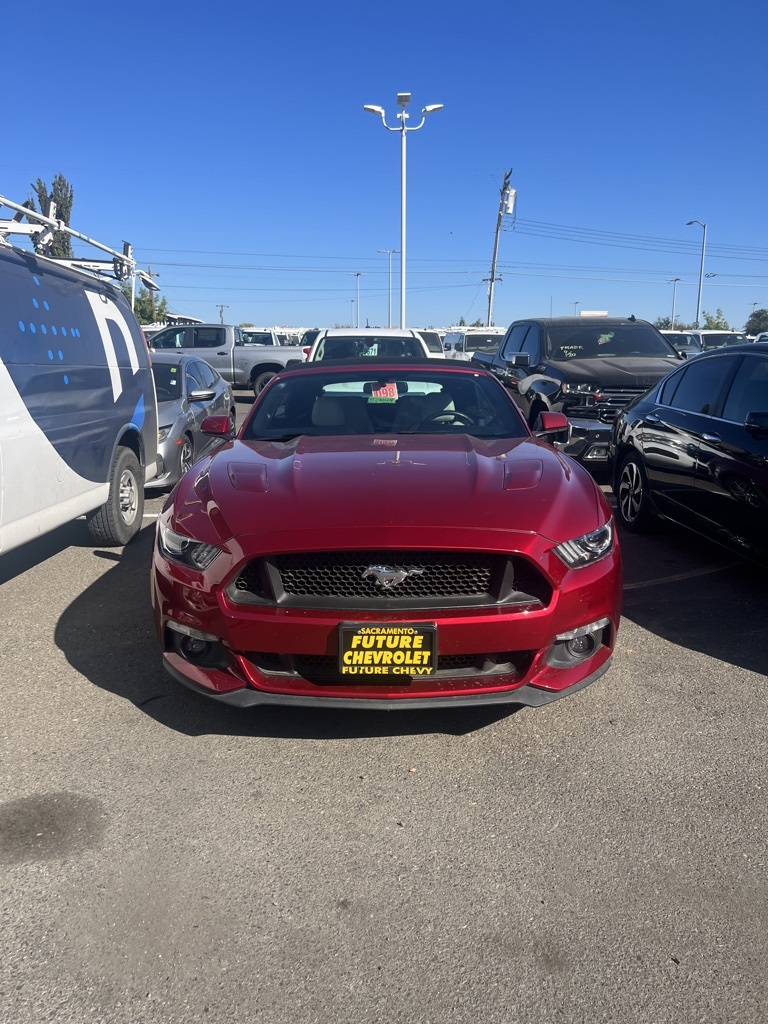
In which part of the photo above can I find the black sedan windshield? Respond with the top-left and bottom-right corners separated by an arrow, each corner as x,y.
243,369 -> 528,440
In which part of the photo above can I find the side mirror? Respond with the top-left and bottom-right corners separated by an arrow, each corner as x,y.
188,389 -> 216,402
535,411 -> 569,438
201,415 -> 235,437
745,411 -> 768,439
505,353 -> 531,368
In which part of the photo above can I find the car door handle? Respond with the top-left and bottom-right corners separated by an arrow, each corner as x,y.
701,433 -> 721,444
217,351 -> 227,355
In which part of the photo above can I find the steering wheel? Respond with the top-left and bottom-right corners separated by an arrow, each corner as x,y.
422,411 -> 476,427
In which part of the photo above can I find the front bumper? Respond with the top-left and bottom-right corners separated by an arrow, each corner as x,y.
554,416 -> 612,465
152,534 -> 622,710
164,657 -> 611,709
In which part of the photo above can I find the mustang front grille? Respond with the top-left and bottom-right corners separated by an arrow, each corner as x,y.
228,550 -> 552,610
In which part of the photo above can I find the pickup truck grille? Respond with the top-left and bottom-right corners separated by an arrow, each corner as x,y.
573,387 -> 649,423
228,549 -> 552,610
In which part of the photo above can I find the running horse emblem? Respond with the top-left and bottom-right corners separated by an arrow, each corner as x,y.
362,565 -> 425,590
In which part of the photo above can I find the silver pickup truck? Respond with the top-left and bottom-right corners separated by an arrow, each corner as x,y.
148,324 -> 303,395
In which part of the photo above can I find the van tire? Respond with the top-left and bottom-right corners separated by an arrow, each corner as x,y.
87,447 -> 144,546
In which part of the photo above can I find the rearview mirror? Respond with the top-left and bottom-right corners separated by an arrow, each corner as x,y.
505,353 -> 531,368
189,389 -> 216,402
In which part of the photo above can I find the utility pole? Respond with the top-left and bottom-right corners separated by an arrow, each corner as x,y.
487,169 -> 515,327
217,304 -> 229,325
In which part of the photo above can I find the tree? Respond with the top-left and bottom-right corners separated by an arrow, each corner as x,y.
120,283 -> 168,324
29,173 -> 75,258
238,322 -> 255,328
745,309 -> 768,335
653,316 -> 694,330
701,308 -> 730,329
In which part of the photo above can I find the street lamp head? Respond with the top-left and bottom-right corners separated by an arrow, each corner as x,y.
396,92 -> 411,107
687,219 -> 706,228
363,104 -> 385,115
422,103 -> 444,114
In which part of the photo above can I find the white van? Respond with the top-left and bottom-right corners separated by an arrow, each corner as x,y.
0,198 -> 158,554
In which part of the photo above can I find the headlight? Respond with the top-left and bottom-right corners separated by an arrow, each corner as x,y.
158,519 -> 221,570
553,521 -> 614,567
158,426 -> 172,442
561,382 -> 602,396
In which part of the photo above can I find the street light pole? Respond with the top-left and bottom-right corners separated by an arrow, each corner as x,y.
686,220 -> 707,328
364,94 -> 443,328
669,278 -> 681,328
349,272 -> 364,328
572,300 -> 580,316
377,249 -> 399,328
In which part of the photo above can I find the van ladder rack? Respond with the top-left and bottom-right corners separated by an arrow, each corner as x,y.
0,193 -> 158,292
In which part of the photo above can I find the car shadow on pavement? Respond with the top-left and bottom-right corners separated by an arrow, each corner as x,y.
54,526 -> 517,739
0,520 -> 96,585
617,519 -> 768,677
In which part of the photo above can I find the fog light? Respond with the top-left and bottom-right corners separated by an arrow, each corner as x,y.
180,635 -> 211,661
566,633 -> 596,658
546,617 -> 610,669
167,620 -> 229,669
583,444 -> 610,461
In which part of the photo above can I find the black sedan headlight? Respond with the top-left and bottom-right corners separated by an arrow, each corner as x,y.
553,522 -> 614,567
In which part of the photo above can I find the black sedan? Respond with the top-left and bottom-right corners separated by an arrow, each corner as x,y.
149,353 -> 236,489
611,343 -> 768,564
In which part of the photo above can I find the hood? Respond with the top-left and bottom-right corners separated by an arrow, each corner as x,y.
169,434 -> 606,550
557,356 -> 679,387
157,396 -> 185,424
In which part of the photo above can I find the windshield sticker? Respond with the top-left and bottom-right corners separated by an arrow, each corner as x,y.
369,381 -> 398,403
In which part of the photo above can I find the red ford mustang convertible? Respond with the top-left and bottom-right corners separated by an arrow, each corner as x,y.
151,360 -> 622,709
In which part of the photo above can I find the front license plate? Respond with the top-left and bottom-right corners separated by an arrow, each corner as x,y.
338,622 -> 437,679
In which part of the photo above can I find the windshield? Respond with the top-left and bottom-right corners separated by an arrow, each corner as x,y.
465,334 -> 504,353
242,369 -> 527,440
545,323 -> 677,360
700,332 -> 746,349
662,332 -> 702,352
315,335 -> 424,359
151,362 -> 183,400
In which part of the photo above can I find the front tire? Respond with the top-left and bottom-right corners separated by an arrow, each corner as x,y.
87,447 -> 144,546
253,371 -> 276,396
179,434 -> 194,477
615,453 -> 655,533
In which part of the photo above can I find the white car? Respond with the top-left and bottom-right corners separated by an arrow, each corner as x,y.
442,327 -> 506,361
304,328 -> 434,361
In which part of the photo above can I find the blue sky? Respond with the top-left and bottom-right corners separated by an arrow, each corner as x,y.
3,1 -> 766,331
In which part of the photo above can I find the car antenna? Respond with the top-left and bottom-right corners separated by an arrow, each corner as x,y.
628,314 -> 636,322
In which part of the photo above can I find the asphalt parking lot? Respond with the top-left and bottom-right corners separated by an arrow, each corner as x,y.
1,398 -> 765,1024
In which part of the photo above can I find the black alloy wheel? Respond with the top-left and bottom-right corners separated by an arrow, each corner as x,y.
616,453 -> 655,533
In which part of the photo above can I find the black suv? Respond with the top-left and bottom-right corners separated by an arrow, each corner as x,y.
472,316 -> 683,465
